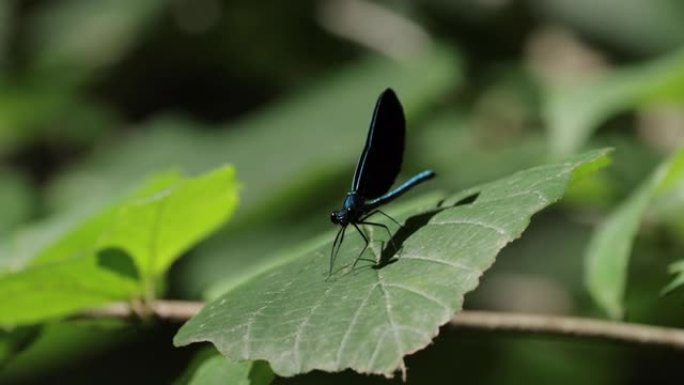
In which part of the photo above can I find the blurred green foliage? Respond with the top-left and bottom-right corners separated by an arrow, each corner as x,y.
1,0 -> 684,384
585,146 -> 684,319
0,166 -> 238,326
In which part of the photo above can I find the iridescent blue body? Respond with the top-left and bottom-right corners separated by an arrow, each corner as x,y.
330,170 -> 436,226
328,88 -> 435,275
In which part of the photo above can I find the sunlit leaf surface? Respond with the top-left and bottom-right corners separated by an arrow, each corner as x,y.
175,150 -> 610,378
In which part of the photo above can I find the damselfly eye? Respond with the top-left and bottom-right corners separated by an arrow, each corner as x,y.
330,212 -> 339,224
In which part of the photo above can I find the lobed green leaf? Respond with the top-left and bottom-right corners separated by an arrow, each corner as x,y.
175,150 -> 610,378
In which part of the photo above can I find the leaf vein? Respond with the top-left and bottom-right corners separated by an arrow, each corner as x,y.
430,218 -> 509,237
335,283 -> 379,367
375,270 -> 404,372
385,283 -> 450,311
243,276 -> 297,358
400,255 -> 475,272
292,281 -> 339,371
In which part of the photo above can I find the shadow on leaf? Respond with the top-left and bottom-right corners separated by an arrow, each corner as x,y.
375,191 -> 480,268
96,248 -> 140,281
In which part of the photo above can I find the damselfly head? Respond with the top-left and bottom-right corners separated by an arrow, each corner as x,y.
330,209 -> 349,226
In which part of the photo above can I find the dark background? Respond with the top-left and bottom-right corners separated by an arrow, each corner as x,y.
2,0 -> 684,383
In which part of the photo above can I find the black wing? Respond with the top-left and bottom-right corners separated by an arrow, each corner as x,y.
351,88 -> 405,199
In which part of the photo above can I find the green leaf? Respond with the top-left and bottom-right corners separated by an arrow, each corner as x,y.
544,49 -> 684,157
2,172 -> 181,271
97,166 -> 239,296
585,146 -> 684,319
0,176 -> 171,325
0,257 -> 139,326
0,166 -> 238,326
650,150 -> 684,294
179,355 -> 274,385
174,149 -> 610,378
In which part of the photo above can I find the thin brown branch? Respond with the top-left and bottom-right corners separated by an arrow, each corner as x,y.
84,301 -> 684,350
83,300 -> 203,322
451,311 -> 684,350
